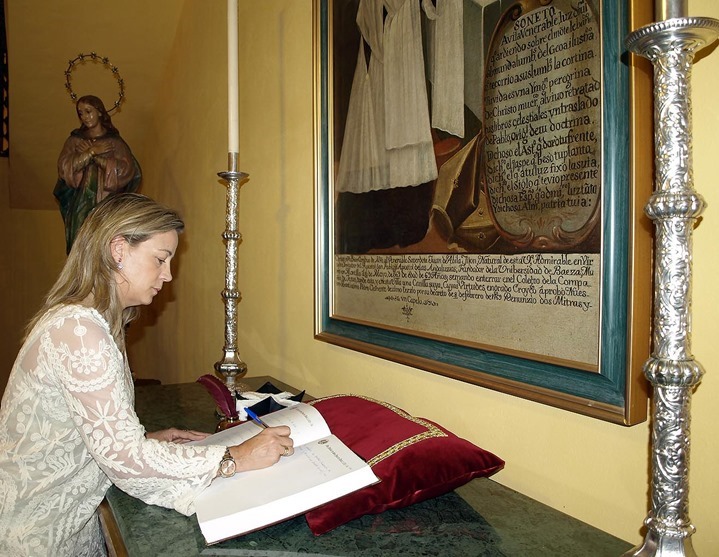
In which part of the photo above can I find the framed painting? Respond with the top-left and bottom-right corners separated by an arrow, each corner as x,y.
313,0 -> 654,424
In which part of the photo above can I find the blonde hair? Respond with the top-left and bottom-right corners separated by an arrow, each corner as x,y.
29,193 -> 184,350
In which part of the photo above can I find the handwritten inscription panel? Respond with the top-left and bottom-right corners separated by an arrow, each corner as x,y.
483,0 -> 601,250
334,252 -> 600,367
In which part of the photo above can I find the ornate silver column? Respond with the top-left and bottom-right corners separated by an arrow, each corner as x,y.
623,6 -> 718,557
215,152 -> 249,395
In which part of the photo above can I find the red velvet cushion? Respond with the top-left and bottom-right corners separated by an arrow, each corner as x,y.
305,395 -> 504,535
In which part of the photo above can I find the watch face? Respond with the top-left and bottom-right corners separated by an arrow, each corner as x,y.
220,458 -> 236,477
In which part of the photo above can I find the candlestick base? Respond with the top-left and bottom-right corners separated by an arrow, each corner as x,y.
214,356 -> 248,396
621,529 -> 697,557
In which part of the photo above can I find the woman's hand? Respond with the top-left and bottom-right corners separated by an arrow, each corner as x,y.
146,428 -> 209,444
229,426 -> 294,472
76,139 -> 93,153
91,139 -> 114,156
73,139 -> 113,162
72,142 -> 98,171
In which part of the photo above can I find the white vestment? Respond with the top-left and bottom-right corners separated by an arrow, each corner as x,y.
423,0 -> 465,138
335,0 -> 389,193
383,0 -> 438,188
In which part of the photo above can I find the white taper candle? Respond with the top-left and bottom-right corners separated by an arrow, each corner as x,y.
227,0 -> 239,153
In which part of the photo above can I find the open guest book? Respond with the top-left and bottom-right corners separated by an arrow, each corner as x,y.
189,403 -> 379,544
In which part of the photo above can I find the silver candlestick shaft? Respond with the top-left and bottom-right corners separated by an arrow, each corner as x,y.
623,13 -> 719,557
215,152 -> 249,395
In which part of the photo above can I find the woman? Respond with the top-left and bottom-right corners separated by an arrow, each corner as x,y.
0,194 -> 293,556
54,95 -> 142,254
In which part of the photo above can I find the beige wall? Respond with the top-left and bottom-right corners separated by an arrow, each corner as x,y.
5,0 -> 183,210
2,0 -> 718,552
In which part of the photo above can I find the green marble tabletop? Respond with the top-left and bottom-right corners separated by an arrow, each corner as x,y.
103,377 -> 632,556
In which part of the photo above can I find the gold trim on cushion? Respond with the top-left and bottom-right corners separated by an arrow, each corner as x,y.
309,395 -> 447,467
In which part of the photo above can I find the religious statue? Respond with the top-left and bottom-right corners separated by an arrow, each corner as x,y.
54,95 -> 142,253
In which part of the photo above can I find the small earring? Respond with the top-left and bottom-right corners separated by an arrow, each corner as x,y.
117,260 -> 123,270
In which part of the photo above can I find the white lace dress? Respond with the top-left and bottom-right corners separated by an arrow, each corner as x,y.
0,305 -> 225,556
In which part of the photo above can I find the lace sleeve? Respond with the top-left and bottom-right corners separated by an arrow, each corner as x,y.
44,309 -> 225,515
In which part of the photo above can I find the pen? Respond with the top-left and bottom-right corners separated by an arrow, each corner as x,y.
245,407 -> 270,429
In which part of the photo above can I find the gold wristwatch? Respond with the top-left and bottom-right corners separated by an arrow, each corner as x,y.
218,447 -> 236,478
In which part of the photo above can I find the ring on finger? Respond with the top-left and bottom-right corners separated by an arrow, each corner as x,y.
282,445 -> 291,457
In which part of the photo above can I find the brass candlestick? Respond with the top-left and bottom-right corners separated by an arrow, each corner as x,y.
623,9 -> 718,557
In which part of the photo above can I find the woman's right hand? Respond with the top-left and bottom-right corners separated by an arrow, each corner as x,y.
229,426 -> 294,472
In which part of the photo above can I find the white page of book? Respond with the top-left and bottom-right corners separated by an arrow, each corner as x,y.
196,434 -> 378,544
190,403 -> 332,448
